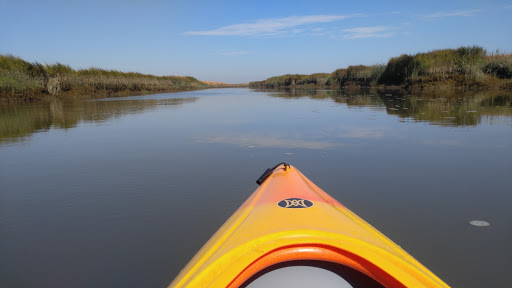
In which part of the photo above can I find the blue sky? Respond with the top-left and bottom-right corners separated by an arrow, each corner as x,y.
1,0 -> 511,83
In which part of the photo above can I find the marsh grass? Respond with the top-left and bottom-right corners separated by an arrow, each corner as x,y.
251,73 -> 331,88
250,46 -> 512,89
0,54 -> 207,99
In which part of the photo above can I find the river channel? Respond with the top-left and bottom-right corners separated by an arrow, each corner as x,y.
1,88 -> 511,288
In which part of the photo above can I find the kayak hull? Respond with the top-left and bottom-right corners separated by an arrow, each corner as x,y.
169,165 -> 449,288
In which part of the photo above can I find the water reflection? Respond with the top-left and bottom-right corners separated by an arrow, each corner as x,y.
196,134 -> 337,149
265,88 -> 512,127
1,89 -> 511,145
0,97 -> 197,144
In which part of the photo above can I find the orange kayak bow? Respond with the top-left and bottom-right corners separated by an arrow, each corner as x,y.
169,163 -> 449,288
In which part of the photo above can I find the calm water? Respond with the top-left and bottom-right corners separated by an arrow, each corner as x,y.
1,88 -> 511,288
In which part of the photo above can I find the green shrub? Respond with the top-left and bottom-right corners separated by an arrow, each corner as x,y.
454,46 -> 487,76
379,54 -> 418,84
483,54 -> 512,79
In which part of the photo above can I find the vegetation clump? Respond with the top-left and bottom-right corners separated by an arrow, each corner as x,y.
249,73 -> 331,89
250,46 -> 512,90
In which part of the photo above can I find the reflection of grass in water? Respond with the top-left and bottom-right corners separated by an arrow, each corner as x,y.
403,91 -> 512,126
377,90 -> 512,126
267,88 -> 386,106
265,88 -> 512,127
409,99 -> 482,126
1,103 -> 55,142
0,97 -> 197,144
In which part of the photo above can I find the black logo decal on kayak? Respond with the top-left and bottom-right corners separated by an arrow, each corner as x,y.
278,198 -> 313,208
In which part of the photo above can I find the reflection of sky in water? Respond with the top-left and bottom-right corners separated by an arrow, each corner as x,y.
196,125 -> 388,150
196,135 -> 337,149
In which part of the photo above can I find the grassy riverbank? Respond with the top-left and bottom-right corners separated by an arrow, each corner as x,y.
249,46 -> 512,90
0,55 -> 224,103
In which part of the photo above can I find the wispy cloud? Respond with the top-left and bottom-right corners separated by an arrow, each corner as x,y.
184,14 -> 356,37
311,27 -> 325,32
423,9 -> 480,18
214,50 -> 250,56
342,26 -> 394,39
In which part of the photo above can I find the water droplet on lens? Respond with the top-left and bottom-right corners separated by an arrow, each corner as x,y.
469,220 -> 490,227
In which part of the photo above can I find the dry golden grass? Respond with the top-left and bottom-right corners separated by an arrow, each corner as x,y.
200,80 -> 229,85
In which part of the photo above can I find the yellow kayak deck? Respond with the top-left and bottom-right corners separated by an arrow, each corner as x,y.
169,164 -> 449,288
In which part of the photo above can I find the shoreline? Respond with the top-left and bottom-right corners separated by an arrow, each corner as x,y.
0,85 -> 247,104
1,81 -> 508,105
249,78 -> 512,91
0,84 -> 249,104
249,73 -> 512,91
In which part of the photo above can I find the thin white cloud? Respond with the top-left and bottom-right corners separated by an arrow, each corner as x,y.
423,9 -> 480,18
342,26 -> 394,39
214,51 -> 250,56
184,14 -> 356,37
